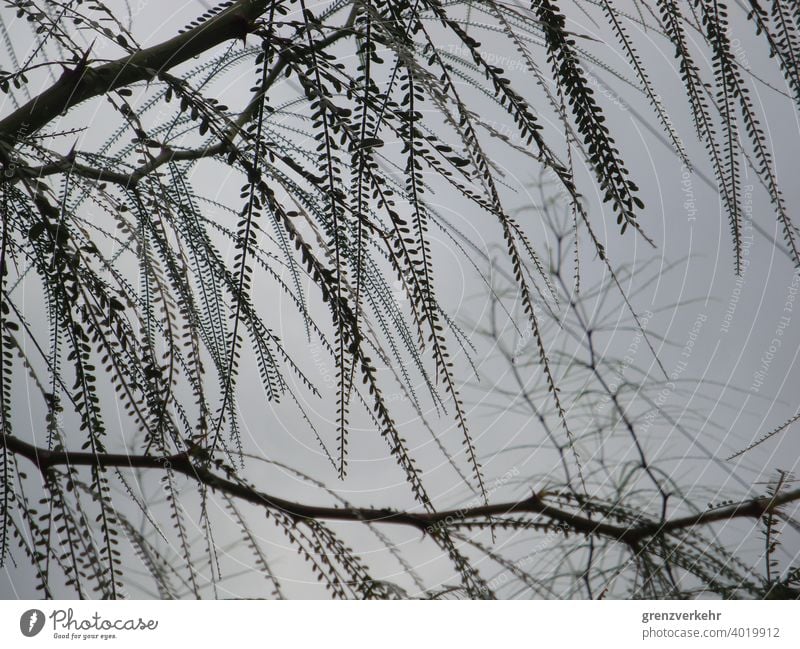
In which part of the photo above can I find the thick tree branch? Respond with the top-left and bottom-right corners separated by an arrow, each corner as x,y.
3,432 -> 797,546
0,0 -> 270,141
1,4 -> 358,187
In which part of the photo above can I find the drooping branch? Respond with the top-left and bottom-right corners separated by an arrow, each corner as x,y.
3,432 -> 797,546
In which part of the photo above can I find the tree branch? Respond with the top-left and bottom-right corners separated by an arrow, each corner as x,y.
1,3 -> 358,187
3,432 -> 797,546
0,0 -> 270,142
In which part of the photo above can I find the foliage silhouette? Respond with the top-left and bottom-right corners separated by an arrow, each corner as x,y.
0,0 -> 798,598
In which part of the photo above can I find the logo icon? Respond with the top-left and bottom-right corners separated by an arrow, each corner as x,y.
20,609 -> 45,637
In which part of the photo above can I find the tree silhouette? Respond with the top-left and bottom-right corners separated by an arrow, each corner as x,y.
0,0 -> 798,599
